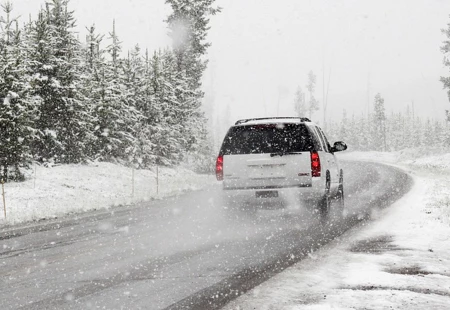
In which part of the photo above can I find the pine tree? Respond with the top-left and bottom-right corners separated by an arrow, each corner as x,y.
387,112 -> 401,151
79,24 -> 106,158
147,50 -> 184,166
133,48 -> 159,167
306,70 -> 319,119
358,115 -> 370,151
423,118 -> 435,147
348,114 -> 358,150
293,86 -> 307,117
165,0 -> 221,92
340,109 -> 348,143
434,120 -> 445,147
28,0 -> 88,164
0,2 -> 36,181
121,45 -> 147,166
165,0 -> 220,170
412,117 -> 423,148
373,93 -> 386,151
84,24 -> 103,70
440,16 -> 450,118
89,20 -> 135,162
444,118 -> 450,146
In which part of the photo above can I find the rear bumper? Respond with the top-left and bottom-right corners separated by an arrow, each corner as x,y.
223,183 -> 311,190
222,177 -> 324,206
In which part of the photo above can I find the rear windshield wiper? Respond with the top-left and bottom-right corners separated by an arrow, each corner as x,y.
270,151 -> 303,157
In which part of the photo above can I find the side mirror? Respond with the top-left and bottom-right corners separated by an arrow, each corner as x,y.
331,141 -> 347,153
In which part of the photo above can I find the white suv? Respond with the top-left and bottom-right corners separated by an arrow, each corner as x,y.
215,117 -> 347,218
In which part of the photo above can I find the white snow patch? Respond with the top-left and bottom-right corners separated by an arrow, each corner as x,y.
0,162 -> 213,225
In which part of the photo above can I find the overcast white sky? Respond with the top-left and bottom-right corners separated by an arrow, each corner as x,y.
10,0 -> 450,128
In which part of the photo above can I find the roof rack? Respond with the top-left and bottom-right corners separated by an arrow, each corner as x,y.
234,117 -> 311,125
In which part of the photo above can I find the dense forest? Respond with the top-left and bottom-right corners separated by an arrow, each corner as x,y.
293,75 -> 450,151
325,98 -> 450,152
0,0 -> 220,181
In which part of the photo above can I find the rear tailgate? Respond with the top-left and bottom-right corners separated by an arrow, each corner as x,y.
223,153 -> 311,190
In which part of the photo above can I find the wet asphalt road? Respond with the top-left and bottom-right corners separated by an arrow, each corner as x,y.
0,161 -> 412,310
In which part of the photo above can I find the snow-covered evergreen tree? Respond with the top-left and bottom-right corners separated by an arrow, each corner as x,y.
0,2 -> 37,180
79,24 -> 106,158
340,109 -> 348,143
121,45 -> 147,166
348,114 -> 358,149
372,93 -> 386,151
306,70 -> 319,119
165,0 -> 220,92
293,86 -> 307,117
87,20 -> 136,162
359,115 -> 371,151
444,119 -> 450,146
387,112 -> 401,151
440,16 -> 450,119
165,0 -> 220,171
28,0 -> 88,164
434,120 -> 445,147
412,117 -> 423,148
146,49 -> 184,166
422,118 -> 435,147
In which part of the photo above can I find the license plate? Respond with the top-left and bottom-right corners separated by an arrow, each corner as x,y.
255,191 -> 279,198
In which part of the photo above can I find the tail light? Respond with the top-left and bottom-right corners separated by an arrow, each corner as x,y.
216,155 -> 223,180
310,151 -> 321,177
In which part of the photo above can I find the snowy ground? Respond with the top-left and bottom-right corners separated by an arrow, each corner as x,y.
1,150 -> 449,309
0,162 -> 213,226
224,149 -> 450,310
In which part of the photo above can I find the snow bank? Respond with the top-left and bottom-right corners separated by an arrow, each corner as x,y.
341,149 -> 450,225
339,147 -> 450,167
0,162 -> 214,225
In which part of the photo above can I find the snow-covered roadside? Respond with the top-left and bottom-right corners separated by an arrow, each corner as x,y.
224,150 -> 450,310
0,162 -> 214,226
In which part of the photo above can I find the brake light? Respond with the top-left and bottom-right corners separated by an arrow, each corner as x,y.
311,151 -> 321,177
216,156 -> 223,180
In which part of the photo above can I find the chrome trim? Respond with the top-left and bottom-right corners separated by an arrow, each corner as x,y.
247,163 -> 286,167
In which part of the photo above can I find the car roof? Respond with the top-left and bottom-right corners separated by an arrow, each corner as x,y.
234,117 -> 317,127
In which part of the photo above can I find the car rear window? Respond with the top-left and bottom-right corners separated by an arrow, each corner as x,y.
220,123 -> 314,155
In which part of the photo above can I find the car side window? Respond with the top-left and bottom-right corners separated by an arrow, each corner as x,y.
317,128 -> 332,153
314,127 -> 329,152
308,126 -> 323,151
323,131 -> 333,152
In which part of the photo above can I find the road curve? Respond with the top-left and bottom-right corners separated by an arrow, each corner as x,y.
0,161 -> 412,310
